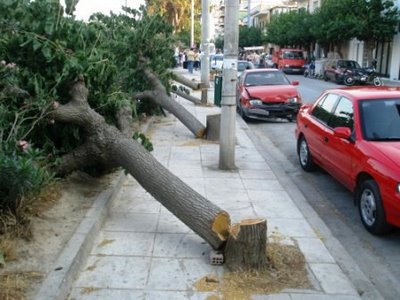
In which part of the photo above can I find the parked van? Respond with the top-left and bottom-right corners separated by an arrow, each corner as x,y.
272,48 -> 306,74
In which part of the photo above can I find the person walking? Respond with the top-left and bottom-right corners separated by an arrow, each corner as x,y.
194,49 -> 201,71
186,48 -> 195,74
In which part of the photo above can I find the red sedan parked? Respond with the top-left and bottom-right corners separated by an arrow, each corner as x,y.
295,86 -> 400,234
236,69 -> 301,122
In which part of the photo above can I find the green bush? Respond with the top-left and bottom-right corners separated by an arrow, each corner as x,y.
0,141 -> 54,213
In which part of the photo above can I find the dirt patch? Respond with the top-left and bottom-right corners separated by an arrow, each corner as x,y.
194,242 -> 312,299
0,171 -> 119,300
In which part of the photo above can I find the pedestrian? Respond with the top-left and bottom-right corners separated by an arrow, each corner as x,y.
194,49 -> 201,71
186,48 -> 195,74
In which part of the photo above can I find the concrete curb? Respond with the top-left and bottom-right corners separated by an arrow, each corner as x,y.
34,172 -> 125,300
34,117 -> 155,300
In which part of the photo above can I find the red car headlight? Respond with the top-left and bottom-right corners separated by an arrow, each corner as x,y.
288,97 -> 298,104
249,99 -> 262,106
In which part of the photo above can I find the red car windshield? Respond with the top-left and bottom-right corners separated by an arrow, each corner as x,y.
244,71 -> 290,86
360,99 -> 400,141
282,51 -> 303,59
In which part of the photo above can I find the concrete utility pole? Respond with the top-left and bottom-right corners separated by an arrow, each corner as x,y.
191,0 -> 195,47
200,0 -> 210,104
219,0 -> 239,170
247,0 -> 251,27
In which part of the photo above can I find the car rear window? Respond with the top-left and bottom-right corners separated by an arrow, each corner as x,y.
360,99 -> 400,140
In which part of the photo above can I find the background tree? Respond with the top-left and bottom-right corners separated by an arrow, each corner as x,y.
311,0 -> 399,60
351,0 -> 399,64
239,26 -> 267,48
145,0 -> 201,47
266,9 -> 315,50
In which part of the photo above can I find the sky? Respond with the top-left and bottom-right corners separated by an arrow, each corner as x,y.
73,0 -> 145,20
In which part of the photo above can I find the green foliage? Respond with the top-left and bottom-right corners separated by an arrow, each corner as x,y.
0,141 -> 54,213
214,35 -> 224,51
266,1 -> 399,51
239,26 -> 267,48
311,0 -> 362,47
0,1 -> 177,214
267,9 -> 314,48
132,131 -> 153,152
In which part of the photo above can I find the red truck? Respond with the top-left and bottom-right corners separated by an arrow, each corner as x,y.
272,48 -> 306,74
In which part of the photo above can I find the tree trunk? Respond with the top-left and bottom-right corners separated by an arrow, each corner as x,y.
52,78 -> 229,250
224,218 -> 268,272
173,89 -> 201,105
172,71 -> 201,90
134,69 -> 206,138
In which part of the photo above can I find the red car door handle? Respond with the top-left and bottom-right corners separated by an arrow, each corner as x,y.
324,137 -> 329,142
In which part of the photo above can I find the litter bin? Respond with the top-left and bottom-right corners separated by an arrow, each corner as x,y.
214,76 -> 222,107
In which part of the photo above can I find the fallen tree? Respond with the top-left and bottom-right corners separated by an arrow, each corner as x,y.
52,77 -> 229,249
134,68 -> 206,138
52,76 -> 268,271
171,71 -> 201,90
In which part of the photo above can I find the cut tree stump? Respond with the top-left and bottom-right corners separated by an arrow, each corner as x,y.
224,218 -> 268,272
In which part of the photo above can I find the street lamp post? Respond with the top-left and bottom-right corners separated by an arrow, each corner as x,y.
191,0 -> 195,47
200,0 -> 210,104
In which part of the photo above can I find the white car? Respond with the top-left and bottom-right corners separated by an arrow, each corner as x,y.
237,60 -> 255,77
210,54 -> 224,71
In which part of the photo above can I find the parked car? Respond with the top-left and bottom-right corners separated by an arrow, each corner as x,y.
210,54 -> 224,71
237,60 -> 255,77
236,69 -> 301,121
324,59 -> 362,84
295,86 -> 400,234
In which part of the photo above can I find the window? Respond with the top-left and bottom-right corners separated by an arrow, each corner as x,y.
360,99 -> 400,140
312,93 -> 339,124
328,97 -> 354,130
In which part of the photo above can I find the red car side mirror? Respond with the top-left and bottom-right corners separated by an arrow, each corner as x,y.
334,127 -> 352,139
291,80 -> 299,86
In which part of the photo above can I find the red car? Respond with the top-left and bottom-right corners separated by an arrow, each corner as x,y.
295,87 -> 400,234
236,69 -> 301,122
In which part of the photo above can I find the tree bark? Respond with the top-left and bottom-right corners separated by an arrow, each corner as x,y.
224,218 -> 268,272
172,89 -> 201,105
52,78 -> 230,250
134,69 -> 206,138
171,71 -> 201,90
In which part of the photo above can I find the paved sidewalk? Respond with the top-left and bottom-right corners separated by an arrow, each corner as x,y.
36,68 -> 381,299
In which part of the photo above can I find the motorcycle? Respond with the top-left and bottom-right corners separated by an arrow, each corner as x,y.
303,60 -> 315,78
343,63 -> 383,87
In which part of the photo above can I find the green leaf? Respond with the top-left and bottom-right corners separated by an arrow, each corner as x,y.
41,46 -> 52,62
45,21 -> 54,35
33,39 -> 42,51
